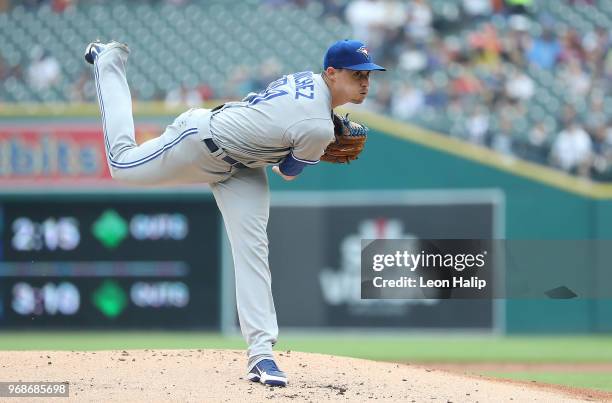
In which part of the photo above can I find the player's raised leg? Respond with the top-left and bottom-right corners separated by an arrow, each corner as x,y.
86,41 -> 225,186
86,41 -> 137,170
210,167 -> 287,386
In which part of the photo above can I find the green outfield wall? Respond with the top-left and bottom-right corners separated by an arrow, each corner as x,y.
280,129 -> 611,333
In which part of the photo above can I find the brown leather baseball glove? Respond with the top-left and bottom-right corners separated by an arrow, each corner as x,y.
320,113 -> 368,163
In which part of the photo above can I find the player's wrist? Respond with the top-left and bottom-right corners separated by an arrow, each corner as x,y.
272,166 -> 297,181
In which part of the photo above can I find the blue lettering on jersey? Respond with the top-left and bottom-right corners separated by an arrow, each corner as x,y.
293,71 -> 315,100
248,76 -> 289,105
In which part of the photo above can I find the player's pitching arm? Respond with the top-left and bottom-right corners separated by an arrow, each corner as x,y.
272,119 -> 334,181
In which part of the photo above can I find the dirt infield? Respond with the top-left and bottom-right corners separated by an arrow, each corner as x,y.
1,350 -> 608,402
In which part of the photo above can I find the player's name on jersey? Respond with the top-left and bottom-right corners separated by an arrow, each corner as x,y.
294,71 -> 315,99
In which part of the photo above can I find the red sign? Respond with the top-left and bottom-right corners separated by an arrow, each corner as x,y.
0,124 -> 161,186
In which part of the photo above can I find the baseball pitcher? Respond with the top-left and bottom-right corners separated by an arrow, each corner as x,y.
85,38 -> 385,386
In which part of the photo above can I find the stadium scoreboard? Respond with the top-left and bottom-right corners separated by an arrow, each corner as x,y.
0,191 -> 221,329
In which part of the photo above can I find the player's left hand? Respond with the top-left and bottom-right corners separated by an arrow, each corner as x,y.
272,166 -> 297,181
320,113 -> 368,163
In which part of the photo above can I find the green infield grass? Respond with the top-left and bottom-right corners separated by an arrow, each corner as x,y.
0,333 -> 610,362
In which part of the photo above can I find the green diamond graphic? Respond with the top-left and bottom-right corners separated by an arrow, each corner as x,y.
92,210 -> 128,249
92,280 -> 127,318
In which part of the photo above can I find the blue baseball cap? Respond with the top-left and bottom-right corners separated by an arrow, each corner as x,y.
323,39 -> 386,71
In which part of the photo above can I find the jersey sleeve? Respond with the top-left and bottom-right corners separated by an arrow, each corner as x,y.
279,118 -> 334,176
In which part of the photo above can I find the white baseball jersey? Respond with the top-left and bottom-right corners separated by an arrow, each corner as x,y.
93,45 -> 333,371
209,71 -> 335,173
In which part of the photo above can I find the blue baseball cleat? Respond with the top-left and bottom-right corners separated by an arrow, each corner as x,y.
247,359 -> 288,386
84,41 -> 129,64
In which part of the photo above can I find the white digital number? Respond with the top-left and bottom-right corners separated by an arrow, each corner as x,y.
12,217 -> 42,251
11,282 -> 80,316
12,217 -> 80,251
11,282 -> 35,315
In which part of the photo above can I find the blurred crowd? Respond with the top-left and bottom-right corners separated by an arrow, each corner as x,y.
2,0 -> 612,181
0,0 -> 76,12
330,0 -> 612,181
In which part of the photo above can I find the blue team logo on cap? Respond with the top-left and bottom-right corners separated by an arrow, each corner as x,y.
357,46 -> 370,59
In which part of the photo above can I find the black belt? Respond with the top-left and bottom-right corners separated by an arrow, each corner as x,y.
203,138 -> 247,169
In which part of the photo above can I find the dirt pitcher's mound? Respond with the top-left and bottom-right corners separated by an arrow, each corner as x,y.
1,350 -> 602,402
